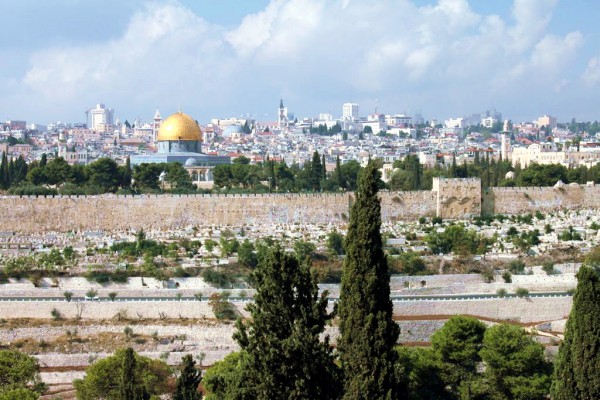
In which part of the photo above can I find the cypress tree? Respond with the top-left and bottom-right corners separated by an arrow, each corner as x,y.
40,153 -> 47,167
233,246 -> 340,399
174,354 -> 202,400
450,153 -> 457,178
310,151 -> 322,191
120,347 -> 139,400
8,157 -> 14,187
552,255 -> 600,399
335,155 -> 345,190
337,161 -> 401,400
0,152 -> 9,190
322,154 -> 327,181
122,156 -> 132,188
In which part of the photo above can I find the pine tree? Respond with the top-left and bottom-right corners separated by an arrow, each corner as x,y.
233,247 -> 340,399
552,258 -> 600,399
337,161 -> 401,400
174,354 -> 202,400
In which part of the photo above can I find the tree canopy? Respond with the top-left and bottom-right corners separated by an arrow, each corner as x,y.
73,347 -> 171,400
229,246 -> 340,399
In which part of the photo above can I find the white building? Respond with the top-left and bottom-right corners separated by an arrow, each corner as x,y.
343,103 -> 359,121
535,115 -> 557,130
88,103 -> 114,132
445,117 -> 464,129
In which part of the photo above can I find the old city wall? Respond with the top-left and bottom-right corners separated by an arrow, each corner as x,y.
0,191 -> 438,233
484,185 -> 600,215
1,181 -> 600,233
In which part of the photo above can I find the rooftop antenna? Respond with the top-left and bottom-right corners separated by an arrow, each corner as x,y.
374,98 -> 378,115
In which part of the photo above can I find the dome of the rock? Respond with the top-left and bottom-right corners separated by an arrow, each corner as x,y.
157,111 -> 202,142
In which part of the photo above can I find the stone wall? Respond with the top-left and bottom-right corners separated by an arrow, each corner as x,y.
0,191 -> 438,233
483,185 -> 600,215
0,180 -> 599,233
433,177 -> 482,219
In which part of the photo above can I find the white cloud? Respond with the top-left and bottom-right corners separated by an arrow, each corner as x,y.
582,56 -> 600,86
7,0 -> 595,122
508,0 -> 558,53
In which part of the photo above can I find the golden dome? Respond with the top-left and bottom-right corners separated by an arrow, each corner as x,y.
157,111 -> 202,142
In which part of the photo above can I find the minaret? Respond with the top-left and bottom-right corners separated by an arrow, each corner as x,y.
153,109 -> 162,143
278,99 -> 288,128
501,131 -> 511,162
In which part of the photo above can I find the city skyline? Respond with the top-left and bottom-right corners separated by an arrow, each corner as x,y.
2,0 -> 600,124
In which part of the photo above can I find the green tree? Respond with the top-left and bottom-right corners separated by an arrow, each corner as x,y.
0,350 -> 45,395
431,316 -> 486,397
120,347 -> 138,399
121,156 -> 132,188
395,347 -> 447,400
87,157 -> 121,192
480,324 -> 552,400
132,163 -> 163,191
552,257 -> 600,399
310,151 -> 323,191
337,161 -> 400,400
0,152 -> 9,189
231,247 -> 340,399
174,354 -> 202,400
203,351 -> 248,400
73,347 -> 171,400
0,388 -> 39,400
326,229 -> 345,256
237,240 -> 258,268
44,157 -> 72,186
293,239 -> 316,261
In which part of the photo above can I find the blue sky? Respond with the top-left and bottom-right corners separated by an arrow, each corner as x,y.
1,0 -> 600,125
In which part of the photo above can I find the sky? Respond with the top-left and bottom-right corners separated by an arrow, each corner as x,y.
1,0 -> 600,125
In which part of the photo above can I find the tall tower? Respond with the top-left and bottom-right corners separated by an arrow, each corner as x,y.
343,103 -> 359,121
278,99 -> 288,128
153,109 -> 162,143
89,103 -> 114,132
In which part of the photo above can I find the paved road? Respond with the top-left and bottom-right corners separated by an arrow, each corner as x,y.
0,292 -> 572,303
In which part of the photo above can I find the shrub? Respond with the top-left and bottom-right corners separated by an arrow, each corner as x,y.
502,271 -> 512,283
542,261 -> 556,275
202,268 -> 238,288
123,326 -> 134,341
63,291 -> 73,302
496,288 -> 507,298
515,287 -> 529,298
508,260 -> 525,274
481,269 -> 494,283
209,293 -> 237,320
108,292 -> 118,301
51,308 -> 62,320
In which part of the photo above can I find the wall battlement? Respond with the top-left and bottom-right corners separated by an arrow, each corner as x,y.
1,179 -> 599,233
